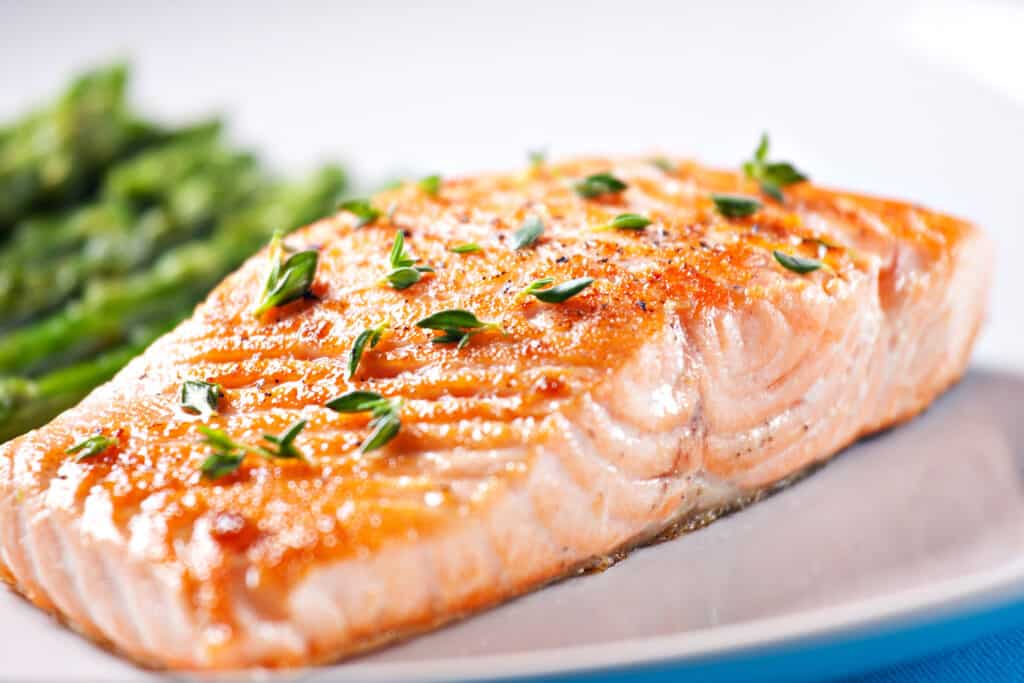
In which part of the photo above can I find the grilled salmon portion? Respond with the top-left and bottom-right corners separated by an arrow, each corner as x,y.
0,156 -> 990,669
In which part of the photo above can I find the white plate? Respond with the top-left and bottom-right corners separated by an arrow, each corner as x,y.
2,1 -> 1024,680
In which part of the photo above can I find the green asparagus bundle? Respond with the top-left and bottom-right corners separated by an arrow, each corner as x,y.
0,124 -> 266,326
0,64 -> 158,231
0,121 -> 221,266
0,317 -> 180,443
0,65 -> 349,442
0,166 -> 345,375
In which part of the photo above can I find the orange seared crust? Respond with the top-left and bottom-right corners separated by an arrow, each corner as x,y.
0,156 -> 986,669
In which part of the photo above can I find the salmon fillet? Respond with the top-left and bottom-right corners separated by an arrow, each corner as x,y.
0,155 -> 991,670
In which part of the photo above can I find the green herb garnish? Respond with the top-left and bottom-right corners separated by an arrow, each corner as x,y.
419,174 -> 442,197
347,321 -> 387,380
261,419 -> 307,460
197,426 -> 246,452
742,133 -> 808,202
711,193 -> 762,218
180,379 -> 223,416
198,426 -> 249,479
511,216 -> 544,250
574,172 -> 628,199
597,213 -> 651,231
384,267 -> 423,290
450,242 -> 482,254
326,390 -> 389,412
325,390 -> 402,453
528,148 -> 547,168
773,250 -> 823,274
252,232 -> 319,317
383,231 -> 434,290
199,452 -> 245,480
416,309 -> 504,350
66,434 -> 114,461
197,420 -> 309,480
339,199 -> 381,228
651,157 -> 675,173
521,277 -> 594,303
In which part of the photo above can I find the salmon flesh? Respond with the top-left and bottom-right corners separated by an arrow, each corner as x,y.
0,157 -> 991,669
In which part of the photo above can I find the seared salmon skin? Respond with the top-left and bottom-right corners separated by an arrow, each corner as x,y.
0,155 -> 991,669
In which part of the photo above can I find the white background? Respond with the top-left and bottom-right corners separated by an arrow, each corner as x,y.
3,0 -> 1022,369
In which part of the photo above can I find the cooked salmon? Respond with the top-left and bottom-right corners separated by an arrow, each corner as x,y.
0,155 -> 991,669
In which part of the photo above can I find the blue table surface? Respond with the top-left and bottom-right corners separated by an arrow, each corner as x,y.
845,626 -> 1024,682
526,593 -> 1024,683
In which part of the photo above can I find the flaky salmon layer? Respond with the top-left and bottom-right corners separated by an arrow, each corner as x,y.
0,156 -> 990,669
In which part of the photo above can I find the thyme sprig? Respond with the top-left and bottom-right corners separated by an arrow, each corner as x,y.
252,231 -> 318,317
347,321 -> 388,380
198,419 -> 308,480
520,277 -> 594,303
326,391 -> 403,453
742,133 -> 808,202
416,309 -> 504,350
383,231 -> 434,290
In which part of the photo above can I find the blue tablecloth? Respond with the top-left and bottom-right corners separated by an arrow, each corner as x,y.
544,598 -> 1024,682
847,627 -> 1024,682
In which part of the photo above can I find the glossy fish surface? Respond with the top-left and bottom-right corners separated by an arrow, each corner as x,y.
0,156 -> 991,669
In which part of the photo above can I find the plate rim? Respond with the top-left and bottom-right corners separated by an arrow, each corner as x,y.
304,559 -> 1024,682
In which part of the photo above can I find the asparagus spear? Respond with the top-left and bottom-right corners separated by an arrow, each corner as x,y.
0,64 -> 157,231
100,119 -> 223,204
0,316 -> 181,443
0,131 -> 266,325
0,166 -> 346,375
0,121 -> 223,266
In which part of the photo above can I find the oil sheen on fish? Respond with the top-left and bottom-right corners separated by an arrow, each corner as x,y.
0,156 -> 991,669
